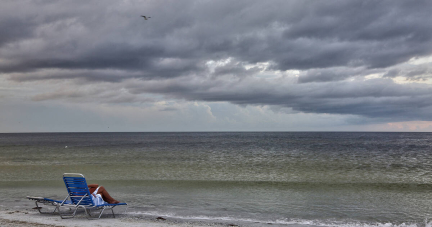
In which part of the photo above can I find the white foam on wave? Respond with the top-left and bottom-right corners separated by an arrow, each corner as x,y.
127,210 -> 430,227
273,218 -> 428,227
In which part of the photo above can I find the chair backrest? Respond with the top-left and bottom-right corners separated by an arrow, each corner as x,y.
63,173 -> 94,206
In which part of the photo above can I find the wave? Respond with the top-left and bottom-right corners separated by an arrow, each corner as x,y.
127,210 -> 431,227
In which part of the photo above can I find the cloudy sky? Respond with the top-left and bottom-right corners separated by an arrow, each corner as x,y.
1,0 -> 432,132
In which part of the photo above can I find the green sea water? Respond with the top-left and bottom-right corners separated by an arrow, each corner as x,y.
1,132 -> 432,226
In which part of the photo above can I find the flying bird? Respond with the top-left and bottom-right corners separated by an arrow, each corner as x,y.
141,15 -> 151,20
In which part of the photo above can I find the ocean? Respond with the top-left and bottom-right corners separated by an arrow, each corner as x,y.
1,132 -> 432,226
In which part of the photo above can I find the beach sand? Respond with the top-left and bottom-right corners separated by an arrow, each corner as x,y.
0,208 -> 235,227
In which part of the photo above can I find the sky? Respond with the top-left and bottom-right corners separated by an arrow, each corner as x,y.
1,0 -> 432,132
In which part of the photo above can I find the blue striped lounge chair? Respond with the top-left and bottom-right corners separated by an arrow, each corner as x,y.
58,173 -> 127,219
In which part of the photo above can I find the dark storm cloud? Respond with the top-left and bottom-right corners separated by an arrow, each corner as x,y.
3,0 -> 432,76
125,76 -> 432,121
297,67 -> 372,83
0,18 -> 35,46
2,0 -> 432,122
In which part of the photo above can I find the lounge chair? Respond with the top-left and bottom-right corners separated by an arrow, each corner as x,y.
26,196 -> 71,214
57,173 -> 127,219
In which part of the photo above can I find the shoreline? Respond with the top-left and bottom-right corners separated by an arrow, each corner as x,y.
0,208 -> 238,227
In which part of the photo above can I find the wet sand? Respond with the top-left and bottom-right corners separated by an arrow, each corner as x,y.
0,208 -> 234,227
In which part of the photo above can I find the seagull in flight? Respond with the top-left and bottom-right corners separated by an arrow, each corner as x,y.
141,15 -> 151,20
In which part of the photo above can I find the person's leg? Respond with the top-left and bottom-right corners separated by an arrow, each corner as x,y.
97,186 -> 120,204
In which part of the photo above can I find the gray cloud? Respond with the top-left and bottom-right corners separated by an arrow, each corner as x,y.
3,1 -> 432,75
122,75 -> 432,121
2,0 -> 432,124
297,67 -> 375,83
383,62 -> 432,82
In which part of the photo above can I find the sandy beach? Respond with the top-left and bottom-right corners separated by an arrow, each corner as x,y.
0,208 -> 233,227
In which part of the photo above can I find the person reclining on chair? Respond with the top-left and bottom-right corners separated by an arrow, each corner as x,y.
88,184 -> 120,204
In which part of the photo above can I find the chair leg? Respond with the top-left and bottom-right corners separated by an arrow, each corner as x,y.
84,207 -> 92,218
111,208 -> 115,218
58,205 -> 79,219
98,207 -> 106,219
34,201 -> 43,214
35,201 -> 59,214
35,201 -> 58,214
85,207 -> 105,220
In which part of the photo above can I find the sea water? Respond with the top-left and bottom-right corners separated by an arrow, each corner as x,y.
1,132 -> 432,226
